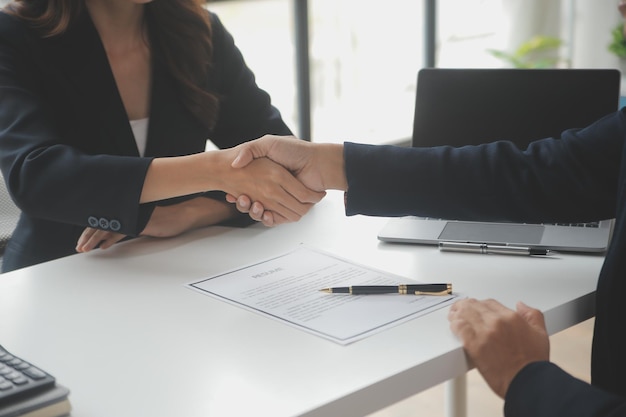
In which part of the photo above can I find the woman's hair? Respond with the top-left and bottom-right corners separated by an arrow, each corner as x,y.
5,0 -> 219,130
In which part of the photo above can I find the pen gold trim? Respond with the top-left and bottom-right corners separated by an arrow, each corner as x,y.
415,289 -> 451,296
416,283 -> 452,296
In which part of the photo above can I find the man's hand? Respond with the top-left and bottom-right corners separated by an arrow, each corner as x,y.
219,155 -> 324,223
448,298 -> 550,398
228,135 -> 346,225
232,135 -> 329,191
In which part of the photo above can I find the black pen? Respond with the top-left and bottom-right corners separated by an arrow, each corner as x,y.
319,283 -> 452,295
438,242 -> 551,256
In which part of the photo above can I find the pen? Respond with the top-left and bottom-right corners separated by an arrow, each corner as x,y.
319,283 -> 452,295
438,241 -> 551,256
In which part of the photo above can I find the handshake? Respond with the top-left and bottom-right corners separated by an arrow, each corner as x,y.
77,135 -> 345,253
224,135 -> 348,226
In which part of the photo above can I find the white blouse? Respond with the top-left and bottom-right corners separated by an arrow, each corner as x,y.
129,118 -> 149,157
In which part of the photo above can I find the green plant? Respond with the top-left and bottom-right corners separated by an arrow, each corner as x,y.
488,35 -> 563,68
608,23 -> 626,59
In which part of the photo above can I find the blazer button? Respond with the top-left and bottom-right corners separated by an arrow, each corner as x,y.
98,218 -> 109,229
109,220 -> 121,232
88,216 -> 99,228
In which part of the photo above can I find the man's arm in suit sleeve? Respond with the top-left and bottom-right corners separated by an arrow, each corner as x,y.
343,109 -> 625,223
505,362 -> 626,417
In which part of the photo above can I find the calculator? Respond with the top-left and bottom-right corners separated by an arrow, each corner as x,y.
0,345 -> 56,406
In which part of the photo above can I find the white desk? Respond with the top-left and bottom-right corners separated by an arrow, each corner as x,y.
0,192 -> 602,417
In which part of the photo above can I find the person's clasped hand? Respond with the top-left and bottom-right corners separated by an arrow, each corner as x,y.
447,298 -> 550,398
226,135 -> 338,226
219,146 -> 325,225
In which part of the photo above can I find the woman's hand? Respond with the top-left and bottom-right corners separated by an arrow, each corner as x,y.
76,227 -> 126,253
76,197 -> 238,252
215,152 -> 325,224
225,194 -> 275,226
141,197 -> 236,237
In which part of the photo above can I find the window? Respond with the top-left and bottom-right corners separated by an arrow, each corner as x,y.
209,0 -> 520,145
210,0 -> 423,144
2,0 -> 620,144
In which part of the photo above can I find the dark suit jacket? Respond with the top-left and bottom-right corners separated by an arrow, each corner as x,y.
0,10 -> 291,272
343,109 -> 626,416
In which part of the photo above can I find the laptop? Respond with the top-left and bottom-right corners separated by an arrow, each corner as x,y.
377,68 -> 620,253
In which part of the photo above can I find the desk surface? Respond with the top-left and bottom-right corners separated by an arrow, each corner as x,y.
0,192 -> 602,417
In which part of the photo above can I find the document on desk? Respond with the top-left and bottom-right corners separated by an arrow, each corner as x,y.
187,246 -> 458,345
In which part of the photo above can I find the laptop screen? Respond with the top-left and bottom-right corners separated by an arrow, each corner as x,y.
412,68 -> 621,149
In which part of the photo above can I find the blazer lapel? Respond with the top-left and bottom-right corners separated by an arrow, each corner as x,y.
41,10 -> 139,156
144,57 -> 208,158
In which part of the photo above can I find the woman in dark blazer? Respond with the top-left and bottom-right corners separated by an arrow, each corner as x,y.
0,0 -> 321,272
